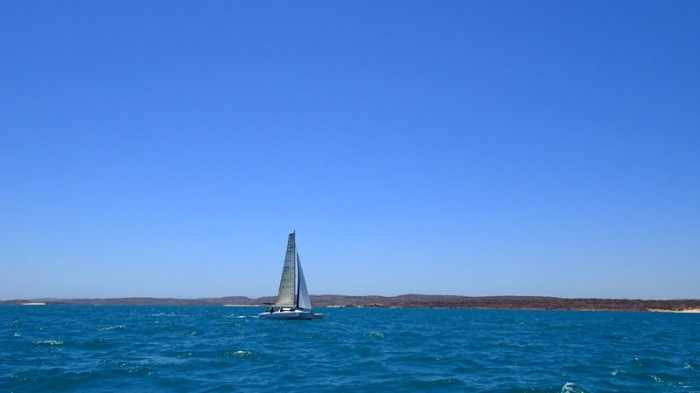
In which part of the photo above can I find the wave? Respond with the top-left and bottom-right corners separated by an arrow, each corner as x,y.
33,339 -> 64,346
99,325 -> 127,331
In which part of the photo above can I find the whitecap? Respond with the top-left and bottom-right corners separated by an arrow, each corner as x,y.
100,325 -> 127,331
221,350 -> 254,358
13,332 -> 21,338
34,339 -> 63,346
224,315 -> 252,319
561,382 -> 582,393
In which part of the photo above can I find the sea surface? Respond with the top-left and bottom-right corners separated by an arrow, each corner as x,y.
1,306 -> 698,392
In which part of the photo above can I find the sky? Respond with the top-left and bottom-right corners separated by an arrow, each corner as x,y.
1,1 -> 699,300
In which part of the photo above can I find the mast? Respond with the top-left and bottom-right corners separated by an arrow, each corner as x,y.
294,231 -> 299,308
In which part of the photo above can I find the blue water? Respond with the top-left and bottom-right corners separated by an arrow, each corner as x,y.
1,306 -> 698,392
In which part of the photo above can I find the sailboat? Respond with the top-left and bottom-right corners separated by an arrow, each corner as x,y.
258,232 -> 323,320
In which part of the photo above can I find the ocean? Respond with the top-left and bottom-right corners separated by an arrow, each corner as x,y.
1,306 -> 698,392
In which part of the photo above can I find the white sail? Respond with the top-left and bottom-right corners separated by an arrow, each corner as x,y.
275,232 -> 296,306
296,253 -> 312,310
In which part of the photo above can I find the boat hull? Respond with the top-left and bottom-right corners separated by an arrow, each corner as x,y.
258,309 -> 313,320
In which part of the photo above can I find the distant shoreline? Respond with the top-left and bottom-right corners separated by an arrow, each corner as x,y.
647,308 -> 700,314
2,295 -> 700,312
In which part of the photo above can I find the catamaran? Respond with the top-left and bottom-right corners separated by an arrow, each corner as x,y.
258,232 -> 323,320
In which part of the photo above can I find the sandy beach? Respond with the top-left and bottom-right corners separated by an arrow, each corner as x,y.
648,308 -> 700,314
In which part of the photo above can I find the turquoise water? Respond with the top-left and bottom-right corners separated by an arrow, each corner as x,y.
1,306 -> 698,392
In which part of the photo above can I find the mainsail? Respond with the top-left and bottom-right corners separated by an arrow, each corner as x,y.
275,232 -> 296,306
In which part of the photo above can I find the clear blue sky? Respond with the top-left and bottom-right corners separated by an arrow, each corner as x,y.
1,1 -> 698,300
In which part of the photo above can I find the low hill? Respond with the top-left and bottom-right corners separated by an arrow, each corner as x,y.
2,295 -> 699,312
